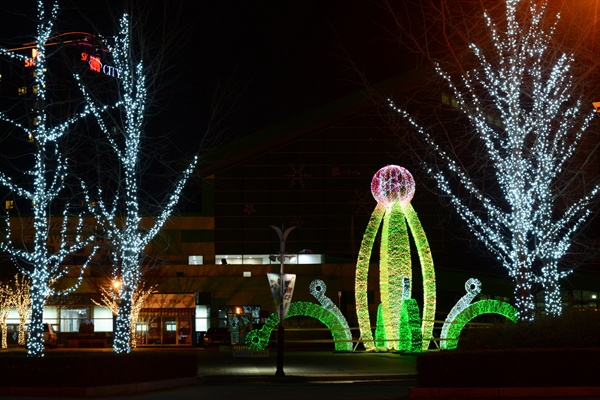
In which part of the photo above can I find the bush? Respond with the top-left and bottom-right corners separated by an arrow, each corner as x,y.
0,351 -> 198,387
417,348 -> 600,387
417,311 -> 600,387
458,310 -> 600,350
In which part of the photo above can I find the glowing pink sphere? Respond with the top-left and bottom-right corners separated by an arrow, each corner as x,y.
371,165 -> 415,206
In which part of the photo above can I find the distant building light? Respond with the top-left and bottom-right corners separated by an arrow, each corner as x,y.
188,255 -> 203,265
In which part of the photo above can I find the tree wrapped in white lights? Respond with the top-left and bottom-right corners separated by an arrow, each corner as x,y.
78,13 -> 197,353
92,280 -> 156,348
0,1 -> 97,357
11,274 -> 31,346
0,282 -> 14,349
390,0 -> 599,321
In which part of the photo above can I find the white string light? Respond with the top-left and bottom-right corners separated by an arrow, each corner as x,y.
79,13 -> 198,353
390,0 -> 599,321
0,0 -> 97,357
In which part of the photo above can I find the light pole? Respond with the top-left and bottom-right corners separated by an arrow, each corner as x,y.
270,224 -> 295,377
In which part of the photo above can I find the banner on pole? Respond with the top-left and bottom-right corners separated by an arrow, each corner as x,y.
267,272 -> 296,321
267,272 -> 280,313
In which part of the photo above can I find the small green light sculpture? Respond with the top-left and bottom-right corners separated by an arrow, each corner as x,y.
443,299 -> 518,350
246,280 -> 353,352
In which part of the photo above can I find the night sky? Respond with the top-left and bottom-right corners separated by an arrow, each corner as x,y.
0,1 -> 413,152
2,1 -> 595,279
0,1 -> 416,194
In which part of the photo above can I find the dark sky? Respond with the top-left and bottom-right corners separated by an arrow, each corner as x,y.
166,2 -> 413,155
0,1 -> 416,158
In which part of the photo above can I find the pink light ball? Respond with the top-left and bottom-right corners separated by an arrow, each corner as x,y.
371,165 -> 415,206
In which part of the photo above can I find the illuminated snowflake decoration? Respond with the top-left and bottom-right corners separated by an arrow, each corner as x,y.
243,204 -> 256,215
284,164 -> 311,188
351,190 -> 373,216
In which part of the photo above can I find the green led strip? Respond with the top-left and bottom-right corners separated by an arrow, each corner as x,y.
245,301 -> 353,352
355,203 -> 385,351
398,298 -> 422,353
402,203 -> 436,350
443,300 -> 518,350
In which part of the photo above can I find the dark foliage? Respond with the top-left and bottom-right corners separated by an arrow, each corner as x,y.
417,348 -> 600,387
0,351 -> 197,388
417,311 -> 600,387
458,310 -> 600,350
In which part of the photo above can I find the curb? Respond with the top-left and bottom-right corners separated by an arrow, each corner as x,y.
199,374 -> 418,385
0,377 -> 199,398
409,386 -> 600,398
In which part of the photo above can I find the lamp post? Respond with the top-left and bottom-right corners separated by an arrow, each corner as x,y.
270,224 -> 295,377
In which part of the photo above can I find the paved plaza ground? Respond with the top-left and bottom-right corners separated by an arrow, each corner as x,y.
2,347 -> 600,399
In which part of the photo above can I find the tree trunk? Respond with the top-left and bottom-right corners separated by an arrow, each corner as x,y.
542,260 -> 562,317
1,320 -> 7,349
514,264 -> 535,322
113,286 -> 133,354
27,281 -> 47,357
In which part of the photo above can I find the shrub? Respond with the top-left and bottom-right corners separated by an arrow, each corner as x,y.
417,310 -> 600,387
458,310 -> 600,350
0,351 -> 198,387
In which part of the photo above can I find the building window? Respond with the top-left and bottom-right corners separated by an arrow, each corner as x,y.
59,306 -> 91,333
188,255 -> 203,265
5,200 -> 14,210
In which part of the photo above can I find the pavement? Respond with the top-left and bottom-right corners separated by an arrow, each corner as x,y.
196,346 -> 418,383
3,347 -> 600,399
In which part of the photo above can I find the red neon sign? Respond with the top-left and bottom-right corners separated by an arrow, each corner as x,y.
81,52 -> 119,78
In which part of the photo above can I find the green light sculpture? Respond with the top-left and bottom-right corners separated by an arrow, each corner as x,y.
374,304 -> 387,349
443,300 -> 518,350
398,277 -> 422,353
398,297 -> 422,353
355,165 -> 436,351
245,301 -> 352,352
309,280 -> 353,352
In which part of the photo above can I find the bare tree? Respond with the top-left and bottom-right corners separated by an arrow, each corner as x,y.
92,280 -> 156,348
389,0 -> 600,321
77,12 -> 197,354
11,273 -> 31,346
0,281 -> 14,349
0,1 -> 97,356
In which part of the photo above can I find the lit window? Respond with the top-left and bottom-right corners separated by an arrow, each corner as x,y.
18,86 -> 26,95
188,255 -> 203,265
165,321 -> 176,331
5,200 -> 14,210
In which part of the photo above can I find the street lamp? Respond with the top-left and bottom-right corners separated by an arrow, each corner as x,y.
269,224 -> 296,377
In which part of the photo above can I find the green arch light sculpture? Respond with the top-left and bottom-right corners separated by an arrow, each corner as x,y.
443,300 -> 518,350
355,165 -> 436,351
245,301 -> 353,352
